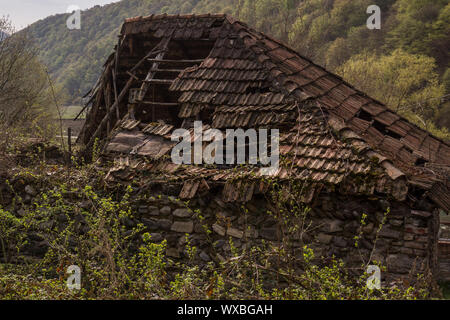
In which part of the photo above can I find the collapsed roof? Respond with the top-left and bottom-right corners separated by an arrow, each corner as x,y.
78,14 -> 450,212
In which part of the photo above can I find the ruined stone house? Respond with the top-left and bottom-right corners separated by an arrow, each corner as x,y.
77,14 -> 450,282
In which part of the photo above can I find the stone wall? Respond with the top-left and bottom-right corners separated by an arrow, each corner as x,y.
111,191 -> 438,283
0,178 -> 439,283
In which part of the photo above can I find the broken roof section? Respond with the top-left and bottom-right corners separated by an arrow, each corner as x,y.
78,14 -> 450,212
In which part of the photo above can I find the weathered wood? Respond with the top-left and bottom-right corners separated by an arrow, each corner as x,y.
140,101 -> 179,106
130,49 -> 166,73
84,43 -> 169,150
104,76 -> 112,135
114,37 -> 120,76
74,63 -> 109,121
137,38 -> 171,101
85,76 -> 135,149
132,37 -> 170,121
128,35 -> 134,56
113,37 -> 121,121
126,71 -> 139,80
143,79 -> 174,85
91,82 -> 104,127
146,58 -> 204,64
74,96 -> 93,120
111,67 -> 120,120
152,68 -> 185,73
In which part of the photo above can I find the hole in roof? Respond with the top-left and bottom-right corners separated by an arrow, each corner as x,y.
415,157 -> 427,167
124,37 -> 216,125
198,107 -> 214,125
372,120 -> 387,133
369,118 -> 403,140
386,129 -> 402,140
357,110 -> 372,122
403,145 -> 413,153
246,85 -> 271,94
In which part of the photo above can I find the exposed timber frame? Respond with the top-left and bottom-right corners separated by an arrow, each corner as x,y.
84,39 -> 171,151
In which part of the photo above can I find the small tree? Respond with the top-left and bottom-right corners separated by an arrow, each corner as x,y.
0,17 -> 58,152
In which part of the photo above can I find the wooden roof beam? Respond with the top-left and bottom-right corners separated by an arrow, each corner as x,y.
146,58 -> 204,64
143,79 -> 174,85
140,101 -> 179,106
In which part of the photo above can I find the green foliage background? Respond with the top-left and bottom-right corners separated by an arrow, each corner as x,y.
24,0 -> 450,139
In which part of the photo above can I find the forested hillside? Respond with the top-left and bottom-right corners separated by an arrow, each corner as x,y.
25,0 -> 450,139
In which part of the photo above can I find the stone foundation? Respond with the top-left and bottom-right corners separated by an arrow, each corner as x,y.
128,193 -> 438,282
0,177 -> 440,284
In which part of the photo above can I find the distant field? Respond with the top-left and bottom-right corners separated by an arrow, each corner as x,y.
441,212 -> 450,224
53,106 -> 86,142
60,105 -> 86,120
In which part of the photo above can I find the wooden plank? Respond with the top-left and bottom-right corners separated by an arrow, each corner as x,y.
112,38 -> 121,120
152,68 -> 185,73
140,101 -> 179,106
104,77 -> 112,135
143,79 -> 174,85
137,37 -> 171,101
84,43 -> 169,148
111,67 -> 120,120
74,95 -> 94,120
146,58 -> 204,64
114,37 -> 120,78
85,35 -> 179,151
126,71 -> 139,80
134,37 -> 173,122
74,64 -> 109,120
85,76 -> 135,150
130,49 -> 166,73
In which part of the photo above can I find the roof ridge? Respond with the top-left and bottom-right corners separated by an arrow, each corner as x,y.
124,13 -> 229,24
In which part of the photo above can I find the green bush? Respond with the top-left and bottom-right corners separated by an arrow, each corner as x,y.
0,171 -> 440,300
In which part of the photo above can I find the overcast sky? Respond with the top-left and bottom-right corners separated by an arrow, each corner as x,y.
1,0 -> 120,30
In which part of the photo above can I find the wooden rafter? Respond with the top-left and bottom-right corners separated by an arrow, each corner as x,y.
146,58 -> 204,64
140,101 -> 179,106
111,67 -> 119,120
103,72 -> 112,135
143,79 -> 174,85
152,68 -> 185,73
84,40 -> 169,151
132,36 -> 172,122
137,37 -> 171,101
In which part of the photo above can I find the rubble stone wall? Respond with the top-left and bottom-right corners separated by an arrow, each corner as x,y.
0,179 -> 439,283
131,193 -> 437,282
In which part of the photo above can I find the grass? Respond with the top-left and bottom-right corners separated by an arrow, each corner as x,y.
60,105 -> 85,120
